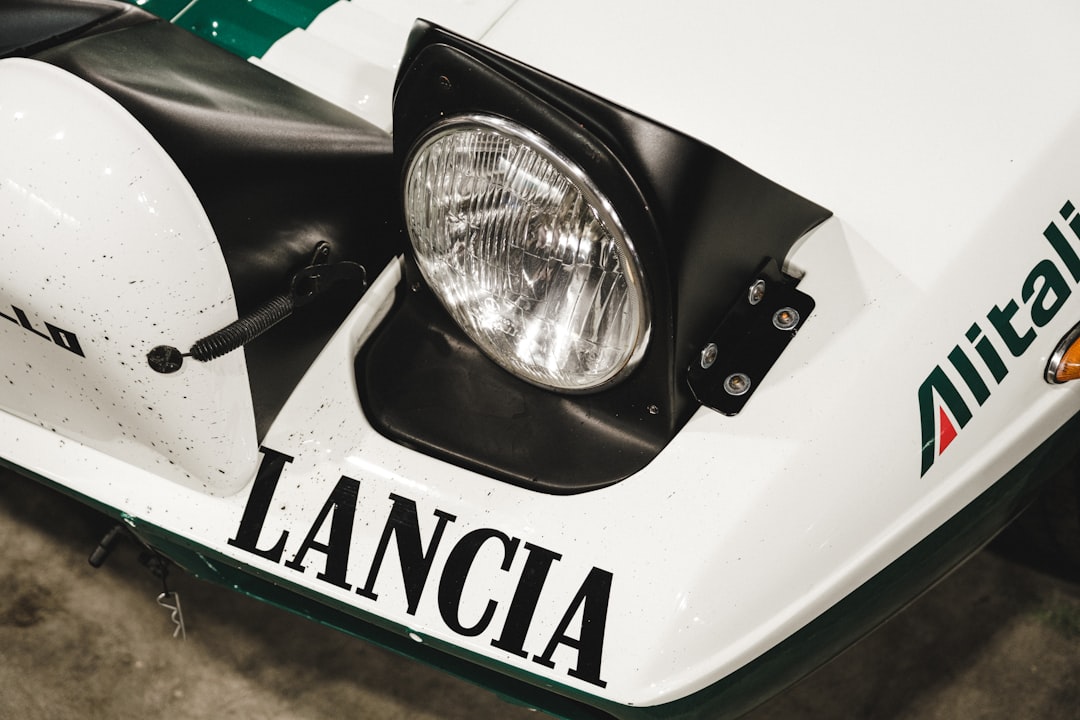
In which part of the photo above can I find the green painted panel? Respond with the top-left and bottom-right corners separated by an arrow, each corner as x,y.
122,0 -> 336,59
247,0 -> 339,28
173,0 -> 295,58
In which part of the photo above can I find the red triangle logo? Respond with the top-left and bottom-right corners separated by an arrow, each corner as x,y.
939,407 -> 958,454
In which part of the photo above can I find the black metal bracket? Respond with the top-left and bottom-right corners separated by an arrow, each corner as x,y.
687,258 -> 815,415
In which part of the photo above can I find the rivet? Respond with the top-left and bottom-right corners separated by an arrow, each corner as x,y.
748,280 -> 766,305
700,342 -> 718,369
647,404 -> 660,415
773,307 -> 800,331
723,373 -> 751,396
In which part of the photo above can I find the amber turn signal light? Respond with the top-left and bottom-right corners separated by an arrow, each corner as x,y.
1046,321 -> 1080,383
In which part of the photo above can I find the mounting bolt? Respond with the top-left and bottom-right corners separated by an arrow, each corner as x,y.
700,342 -> 718,369
748,279 -> 766,305
723,372 -> 751,396
773,307 -> 800,331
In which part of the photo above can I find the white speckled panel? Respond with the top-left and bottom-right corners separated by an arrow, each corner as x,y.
0,59 -> 258,496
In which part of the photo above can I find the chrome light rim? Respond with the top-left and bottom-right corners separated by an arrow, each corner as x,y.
402,113 -> 652,392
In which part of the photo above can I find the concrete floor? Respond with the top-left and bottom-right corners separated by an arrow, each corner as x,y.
1,465 -> 1078,719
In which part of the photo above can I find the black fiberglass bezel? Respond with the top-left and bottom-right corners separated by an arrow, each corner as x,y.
359,22 -> 830,493
402,112 -> 652,393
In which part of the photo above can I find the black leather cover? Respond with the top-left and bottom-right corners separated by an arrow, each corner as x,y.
31,19 -> 402,438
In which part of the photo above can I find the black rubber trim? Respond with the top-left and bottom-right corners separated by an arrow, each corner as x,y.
358,23 -> 831,493
359,278 -> 666,493
31,21 -> 402,438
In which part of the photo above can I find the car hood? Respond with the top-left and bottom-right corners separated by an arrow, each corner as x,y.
479,0 -> 1080,286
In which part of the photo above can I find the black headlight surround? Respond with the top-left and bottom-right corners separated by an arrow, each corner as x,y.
358,22 -> 830,493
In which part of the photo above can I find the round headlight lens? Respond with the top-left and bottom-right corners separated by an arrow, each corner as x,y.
403,116 -> 649,392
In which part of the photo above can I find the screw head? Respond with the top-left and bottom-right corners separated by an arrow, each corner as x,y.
773,307 -> 800,331
700,342 -> 718,369
748,280 -> 766,305
723,372 -> 751,396
647,404 -> 660,415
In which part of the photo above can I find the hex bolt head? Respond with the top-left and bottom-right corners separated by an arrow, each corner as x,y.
723,372 -> 751,396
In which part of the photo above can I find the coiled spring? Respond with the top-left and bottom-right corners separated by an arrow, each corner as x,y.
146,241 -> 366,374
188,294 -> 294,362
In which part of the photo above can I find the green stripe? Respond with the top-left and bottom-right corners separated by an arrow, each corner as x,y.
634,407 -> 1080,719
243,0 -> 338,28
124,0 -> 337,58
7,405 -> 1078,719
129,518 -> 615,720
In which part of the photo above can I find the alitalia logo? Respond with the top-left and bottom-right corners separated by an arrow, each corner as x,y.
919,199 -> 1080,476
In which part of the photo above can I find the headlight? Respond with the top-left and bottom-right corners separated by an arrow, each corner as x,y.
362,23 -> 831,490
403,115 -> 649,392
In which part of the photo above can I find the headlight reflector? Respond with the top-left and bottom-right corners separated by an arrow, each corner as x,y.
403,115 -> 649,391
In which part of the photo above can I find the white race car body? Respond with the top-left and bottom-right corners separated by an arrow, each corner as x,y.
2,1 -> 1079,718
